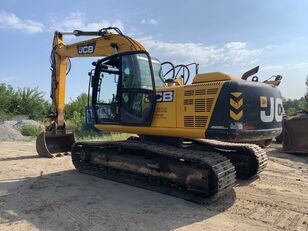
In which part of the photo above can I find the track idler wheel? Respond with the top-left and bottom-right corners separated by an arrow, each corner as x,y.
36,132 -> 75,158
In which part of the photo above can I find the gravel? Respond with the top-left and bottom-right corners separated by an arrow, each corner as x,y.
0,119 -> 41,141
0,123 -> 28,141
13,119 -> 41,129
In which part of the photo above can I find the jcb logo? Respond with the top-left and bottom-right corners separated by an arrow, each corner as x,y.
77,43 -> 96,54
156,91 -> 173,102
260,96 -> 283,122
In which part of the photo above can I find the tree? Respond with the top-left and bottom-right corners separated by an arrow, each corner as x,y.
283,98 -> 300,116
9,87 -> 50,120
282,74 -> 308,115
0,84 -> 15,118
65,93 -> 89,131
65,93 -> 89,120
301,74 -> 308,110
0,84 -> 49,120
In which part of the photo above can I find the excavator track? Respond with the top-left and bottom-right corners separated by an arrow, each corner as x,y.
71,140 -> 236,204
192,139 -> 268,179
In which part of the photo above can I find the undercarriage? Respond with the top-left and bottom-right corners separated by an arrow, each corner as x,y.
71,137 -> 267,203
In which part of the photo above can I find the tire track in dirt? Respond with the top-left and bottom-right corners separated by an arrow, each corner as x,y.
229,198 -> 308,231
48,202 -> 130,231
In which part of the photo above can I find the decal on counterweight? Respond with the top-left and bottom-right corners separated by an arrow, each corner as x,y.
230,92 -> 243,121
260,96 -> 283,122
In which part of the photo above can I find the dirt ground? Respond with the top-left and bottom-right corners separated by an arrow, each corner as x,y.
0,141 -> 307,231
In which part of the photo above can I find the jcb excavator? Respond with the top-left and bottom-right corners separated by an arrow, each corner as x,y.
36,27 -> 284,203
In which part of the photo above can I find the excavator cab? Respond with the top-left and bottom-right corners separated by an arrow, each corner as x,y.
91,51 -> 158,127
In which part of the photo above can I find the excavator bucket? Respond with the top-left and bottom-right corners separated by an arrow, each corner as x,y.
283,114 -> 308,153
36,132 -> 75,158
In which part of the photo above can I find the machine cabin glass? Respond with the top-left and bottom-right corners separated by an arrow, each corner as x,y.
92,51 -> 156,126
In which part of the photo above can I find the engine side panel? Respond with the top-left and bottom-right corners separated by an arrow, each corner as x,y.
176,81 -> 223,129
95,81 -> 224,138
95,80 -> 283,142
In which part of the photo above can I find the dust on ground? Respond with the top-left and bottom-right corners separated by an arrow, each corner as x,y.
0,141 -> 307,231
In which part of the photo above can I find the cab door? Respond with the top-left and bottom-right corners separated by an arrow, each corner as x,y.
119,52 -> 156,126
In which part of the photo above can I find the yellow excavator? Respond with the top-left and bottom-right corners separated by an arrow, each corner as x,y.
36,27 -> 284,203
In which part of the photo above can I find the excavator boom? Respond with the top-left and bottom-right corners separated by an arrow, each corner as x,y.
36,28 -> 145,157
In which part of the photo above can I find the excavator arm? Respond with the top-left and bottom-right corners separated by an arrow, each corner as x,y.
37,27 -> 146,157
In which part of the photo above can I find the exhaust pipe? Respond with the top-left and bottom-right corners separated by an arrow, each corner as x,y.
36,131 -> 75,158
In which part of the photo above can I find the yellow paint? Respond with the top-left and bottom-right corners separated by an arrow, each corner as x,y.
230,92 -> 242,98
264,80 -> 281,86
175,77 -> 183,86
94,81 -> 224,138
230,92 -> 243,121
260,96 -> 268,108
151,87 -> 178,128
192,72 -> 239,84
56,32 -> 145,57
230,98 -> 243,110
95,124 -> 206,138
230,110 -> 243,121
177,82 -> 223,128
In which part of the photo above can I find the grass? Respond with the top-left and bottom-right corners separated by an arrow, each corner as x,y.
20,124 -> 45,137
32,120 -> 134,141
20,125 -> 39,136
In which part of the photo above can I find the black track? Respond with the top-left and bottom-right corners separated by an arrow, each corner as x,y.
192,139 -> 268,179
71,140 -> 236,204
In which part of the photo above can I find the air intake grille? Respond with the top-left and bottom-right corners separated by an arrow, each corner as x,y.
195,116 -> 208,128
182,84 -> 221,129
184,90 -> 194,96
194,99 -> 206,112
195,89 -> 206,95
184,116 -> 194,127
184,99 -> 194,105
184,116 -> 208,128
207,88 -> 218,94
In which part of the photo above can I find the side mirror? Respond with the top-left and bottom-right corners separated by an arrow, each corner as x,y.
92,61 -> 97,66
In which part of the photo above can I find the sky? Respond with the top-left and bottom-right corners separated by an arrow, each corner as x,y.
0,0 -> 307,102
